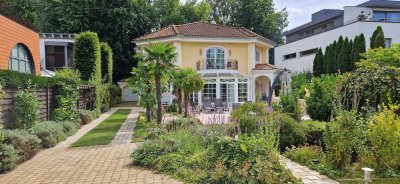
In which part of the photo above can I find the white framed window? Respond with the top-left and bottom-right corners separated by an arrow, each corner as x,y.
9,44 -> 35,74
238,82 -> 248,102
203,83 -> 216,102
205,47 -> 226,69
255,49 -> 261,64
189,92 -> 199,105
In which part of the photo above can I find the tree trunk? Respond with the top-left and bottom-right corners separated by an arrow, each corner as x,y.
177,88 -> 182,114
155,74 -> 162,124
146,103 -> 151,122
184,92 -> 189,117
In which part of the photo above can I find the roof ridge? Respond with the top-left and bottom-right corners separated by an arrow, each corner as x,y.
135,25 -> 175,40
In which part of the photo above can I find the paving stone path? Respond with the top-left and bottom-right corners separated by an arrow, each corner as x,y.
285,159 -> 339,184
0,107 -> 181,184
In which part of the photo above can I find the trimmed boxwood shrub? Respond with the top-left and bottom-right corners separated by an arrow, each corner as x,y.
73,31 -> 101,81
0,129 -> 41,162
0,70 -> 56,88
59,121 -> 78,136
101,42 -> 113,83
32,121 -> 67,148
0,144 -> 18,173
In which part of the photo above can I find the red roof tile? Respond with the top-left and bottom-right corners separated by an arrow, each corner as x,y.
254,63 -> 280,70
134,21 -> 275,45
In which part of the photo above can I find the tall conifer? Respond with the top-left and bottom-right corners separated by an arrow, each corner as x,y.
313,48 -> 324,77
370,26 -> 383,49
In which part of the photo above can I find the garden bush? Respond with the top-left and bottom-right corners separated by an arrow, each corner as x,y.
0,129 -> 41,162
231,101 -> 269,120
364,108 -> 400,174
10,83 -> 40,129
59,121 -> 78,136
0,144 -> 18,173
324,111 -> 364,170
280,93 -> 302,121
133,128 -> 301,184
78,109 -> 100,124
0,84 -> 4,126
278,114 -> 307,151
32,122 -> 67,148
301,120 -> 326,147
285,145 -> 325,166
53,69 -> 81,122
306,75 -> 337,122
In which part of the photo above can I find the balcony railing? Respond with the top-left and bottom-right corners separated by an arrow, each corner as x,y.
196,59 -> 238,71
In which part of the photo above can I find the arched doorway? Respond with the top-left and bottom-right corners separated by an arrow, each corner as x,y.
255,76 -> 270,101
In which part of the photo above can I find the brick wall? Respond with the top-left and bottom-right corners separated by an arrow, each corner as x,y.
0,15 -> 40,75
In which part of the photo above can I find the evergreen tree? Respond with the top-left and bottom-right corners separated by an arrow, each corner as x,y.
338,37 -> 351,73
335,36 -> 344,70
352,34 -> 366,71
327,41 -> 337,74
323,45 -> 331,74
313,48 -> 324,77
373,29 -> 386,49
370,26 -> 383,49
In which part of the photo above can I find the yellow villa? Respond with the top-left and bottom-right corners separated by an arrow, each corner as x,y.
134,21 -> 290,108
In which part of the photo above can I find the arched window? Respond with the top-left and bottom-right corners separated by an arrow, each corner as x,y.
9,44 -> 34,74
255,49 -> 261,64
205,47 -> 226,69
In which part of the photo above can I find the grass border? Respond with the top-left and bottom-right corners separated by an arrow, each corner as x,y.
71,109 -> 131,147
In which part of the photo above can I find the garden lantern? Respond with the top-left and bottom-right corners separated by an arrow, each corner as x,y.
362,167 -> 373,184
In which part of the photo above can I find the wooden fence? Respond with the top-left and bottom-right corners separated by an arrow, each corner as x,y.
0,86 -> 94,128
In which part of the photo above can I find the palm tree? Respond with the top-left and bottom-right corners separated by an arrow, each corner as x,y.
142,43 -> 177,124
181,68 -> 204,117
170,68 -> 191,114
129,62 -> 155,122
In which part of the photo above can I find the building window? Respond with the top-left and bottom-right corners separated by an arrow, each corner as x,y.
45,45 -> 73,71
9,44 -> 34,74
205,47 -> 225,69
299,48 -> 318,57
238,83 -> 248,102
189,92 -> 199,105
385,38 -> 392,48
283,53 -> 297,60
203,83 -> 216,102
373,11 -> 400,22
255,49 -> 261,64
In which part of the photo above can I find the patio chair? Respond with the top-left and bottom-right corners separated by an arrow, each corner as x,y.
202,99 -> 214,113
214,99 -> 224,113
232,103 -> 241,111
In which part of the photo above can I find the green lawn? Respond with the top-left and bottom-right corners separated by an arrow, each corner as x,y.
71,109 -> 131,147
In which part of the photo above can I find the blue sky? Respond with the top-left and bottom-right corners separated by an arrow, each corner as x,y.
274,0 -> 368,30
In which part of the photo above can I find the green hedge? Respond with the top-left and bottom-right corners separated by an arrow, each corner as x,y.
0,70 -> 56,88
73,31 -> 101,81
101,42 -> 113,83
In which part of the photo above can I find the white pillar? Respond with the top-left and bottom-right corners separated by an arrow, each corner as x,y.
247,78 -> 252,102
169,83 -> 174,105
39,40 -> 46,69
234,78 -> 239,103
248,43 -> 256,74
252,77 -> 257,102
198,91 -> 202,106
216,78 -> 221,100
